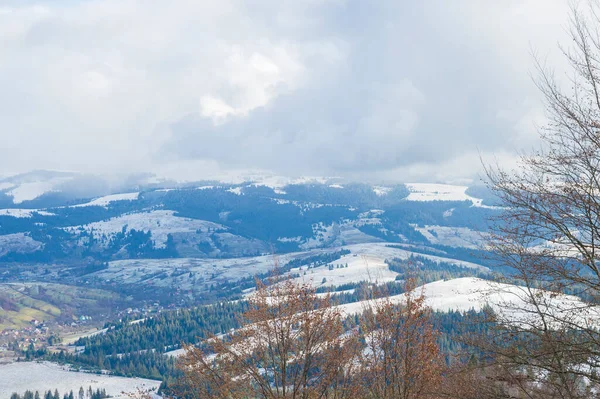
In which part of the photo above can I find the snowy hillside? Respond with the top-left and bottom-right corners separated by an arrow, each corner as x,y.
0,233 -> 43,257
7,181 -> 60,204
405,183 -> 483,205
0,174 -> 503,266
290,253 -> 398,288
0,208 -> 55,218
64,210 -> 226,248
414,225 -> 487,249
337,277 -> 600,328
91,243 -> 487,292
251,175 -> 331,189
0,171 -> 77,204
72,192 -> 140,207
344,243 -> 487,270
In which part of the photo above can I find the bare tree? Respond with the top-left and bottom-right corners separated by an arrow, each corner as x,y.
357,278 -> 445,399
174,277 -> 360,398
484,1 -> 600,396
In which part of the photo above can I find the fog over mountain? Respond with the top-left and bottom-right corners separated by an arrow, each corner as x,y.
0,0 -> 569,182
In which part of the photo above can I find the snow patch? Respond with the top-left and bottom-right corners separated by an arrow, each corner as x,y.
0,209 -> 55,218
72,192 -> 139,208
414,225 -> 487,249
8,182 -> 58,204
252,175 -> 330,189
373,186 -> 391,196
443,208 -> 455,218
405,183 -> 483,206
164,348 -> 186,358
344,243 -> 487,271
227,187 -> 243,195
277,236 -> 303,243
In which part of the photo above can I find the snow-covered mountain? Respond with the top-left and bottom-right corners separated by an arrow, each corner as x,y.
0,171 -> 500,268
0,172 -> 506,337
0,170 -> 496,206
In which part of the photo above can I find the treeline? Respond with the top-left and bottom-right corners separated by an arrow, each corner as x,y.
168,278 -> 494,398
386,244 -> 499,269
386,254 -> 492,283
43,289 -> 489,386
163,188 -> 357,251
207,250 -> 354,300
0,225 -> 177,263
312,255 -> 490,305
358,222 -> 428,243
48,349 -> 176,381
10,386 -> 108,399
42,302 -> 248,380
78,302 -> 246,354
284,249 -> 351,269
383,200 -> 497,231
106,228 -> 178,259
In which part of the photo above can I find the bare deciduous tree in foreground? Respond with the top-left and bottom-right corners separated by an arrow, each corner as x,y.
483,1 -> 600,397
359,278 -> 444,399
171,272 -> 460,399
174,277 -> 360,398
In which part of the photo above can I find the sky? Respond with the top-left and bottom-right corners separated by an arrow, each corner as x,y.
0,0 -> 573,183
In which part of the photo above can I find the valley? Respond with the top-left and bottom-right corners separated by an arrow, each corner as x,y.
4,2 -> 598,396
0,173 -> 509,397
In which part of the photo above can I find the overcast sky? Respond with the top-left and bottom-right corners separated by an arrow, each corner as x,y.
0,0 -> 573,183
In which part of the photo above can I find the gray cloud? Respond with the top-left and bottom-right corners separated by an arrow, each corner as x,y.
0,0 -> 570,182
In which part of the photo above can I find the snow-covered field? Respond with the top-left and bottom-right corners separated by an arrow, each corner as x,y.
290,254 -> 398,288
0,361 -> 161,398
405,183 -> 483,205
337,277 -> 600,328
299,221 -> 379,250
414,225 -> 487,249
64,210 -> 226,248
338,277 -> 497,315
0,233 -> 43,257
0,209 -> 55,218
94,243 -> 487,291
98,254 -> 299,288
72,192 -> 139,208
344,243 -> 487,270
